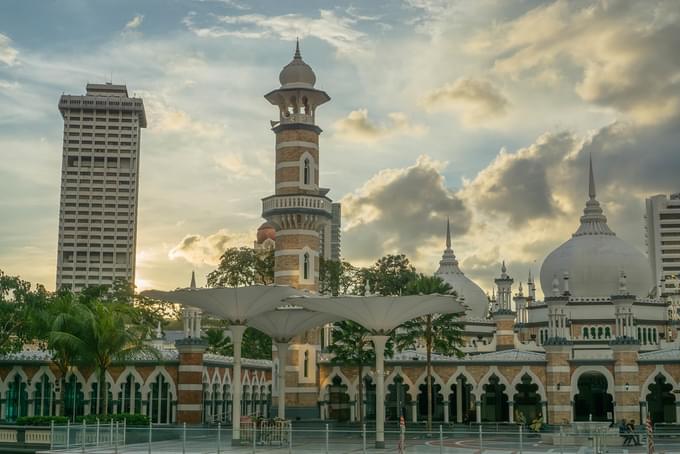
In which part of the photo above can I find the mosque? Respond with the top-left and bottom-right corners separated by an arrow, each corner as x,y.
1,43 -> 679,431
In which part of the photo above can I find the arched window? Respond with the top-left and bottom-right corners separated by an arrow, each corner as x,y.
303,158 -> 310,185
119,374 -> 142,414
148,374 -> 172,424
604,327 -> 611,339
303,351 -> 309,378
33,374 -> 54,417
597,327 -> 604,339
583,327 -> 589,339
303,253 -> 310,280
5,373 -> 28,421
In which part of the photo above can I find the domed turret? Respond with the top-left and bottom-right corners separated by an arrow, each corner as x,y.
279,40 -> 317,88
256,222 -> 276,244
435,218 -> 488,318
539,157 -> 653,298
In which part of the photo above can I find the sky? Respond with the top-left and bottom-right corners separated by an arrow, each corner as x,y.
1,0 -> 679,297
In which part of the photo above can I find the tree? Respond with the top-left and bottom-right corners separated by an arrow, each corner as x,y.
395,274 -> 464,431
0,270 -> 48,355
368,254 -> 416,296
203,325 -> 272,360
327,320 -> 393,424
50,299 -> 158,415
319,259 -> 363,296
206,247 -> 274,287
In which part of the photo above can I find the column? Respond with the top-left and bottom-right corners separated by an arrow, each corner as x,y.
541,401 -> 548,424
276,341 -> 289,419
370,335 -> 389,449
640,401 -> 647,425
176,338 -> 207,425
675,401 -> 680,423
411,401 -> 418,423
456,378 -> 463,424
444,399 -> 450,423
230,325 -> 246,446
508,401 -> 514,423
476,400 -> 482,423
350,401 -> 356,422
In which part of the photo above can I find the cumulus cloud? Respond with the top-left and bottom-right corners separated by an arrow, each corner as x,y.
423,78 -> 509,126
466,0 -> 680,123
124,14 -> 144,32
341,155 -> 470,264
183,9 -> 368,56
168,229 -> 253,266
214,153 -> 264,179
333,109 -> 426,142
0,33 -> 19,66
141,91 -> 225,137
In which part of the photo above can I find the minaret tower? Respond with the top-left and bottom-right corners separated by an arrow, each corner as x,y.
263,41 -> 332,291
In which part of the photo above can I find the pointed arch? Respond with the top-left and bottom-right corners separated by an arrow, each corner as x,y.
319,367 -> 355,400
27,366 -> 58,394
510,367 -> 547,401
142,367 -> 177,399
413,369 -> 446,391
570,366 -> 615,400
640,366 -> 677,401
476,366 -> 511,399
445,367 -> 478,398
299,151 -> 316,188
0,366 -> 29,394
112,366 -> 145,396
385,366 -> 416,400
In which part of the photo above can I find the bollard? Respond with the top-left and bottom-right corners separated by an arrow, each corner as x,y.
478,424 -> 483,454
217,422 -> 221,454
66,420 -> 71,449
148,421 -> 152,454
362,423 -> 367,454
325,423 -> 329,454
96,418 -> 100,447
182,422 -> 187,454
50,420 -> 54,450
519,425 -> 523,454
439,425 -> 444,454
81,420 -> 86,453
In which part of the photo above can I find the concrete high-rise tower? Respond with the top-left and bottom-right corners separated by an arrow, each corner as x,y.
645,193 -> 680,298
262,41 -> 332,291
56,83 -> 146,292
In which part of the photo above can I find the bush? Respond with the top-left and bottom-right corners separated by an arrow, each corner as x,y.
16,416 -> 69,426
75,413 -> 150,426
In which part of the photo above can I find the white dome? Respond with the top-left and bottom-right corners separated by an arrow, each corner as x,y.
539,157 -> 653,298
279,41 -> 316,88
435,219 -> 488,318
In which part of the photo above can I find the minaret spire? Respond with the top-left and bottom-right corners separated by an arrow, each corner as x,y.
294,37 -> 301,59
588,153 -> 596,200
190,271 -> 196,290
446,217 -> 451,250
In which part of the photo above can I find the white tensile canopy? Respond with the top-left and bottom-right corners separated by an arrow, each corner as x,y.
287,294 -> 466,448
248,307 -> 340,419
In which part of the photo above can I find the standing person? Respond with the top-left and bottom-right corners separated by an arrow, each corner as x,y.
619,419 -> 634,446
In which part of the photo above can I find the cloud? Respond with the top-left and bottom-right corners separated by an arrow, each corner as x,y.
465,1 -> 680,123
214,153 -> 265,179
141,91 -> 225,138
168,229 -> 253,266
124,14 -> 144,32
341,155 -> 470,264
0,79 -> 19,90
183,10 -> 368,56
423,78 -> 509,126
333,109 -> 426,142
0,33 -> 19,66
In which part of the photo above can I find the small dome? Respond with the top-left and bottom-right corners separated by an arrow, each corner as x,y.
539,157 -> 653,298
279,40 -> 316,88
256,222 -> 276,244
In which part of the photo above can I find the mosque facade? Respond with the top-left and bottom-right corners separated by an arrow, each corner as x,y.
1,44 -> 680,429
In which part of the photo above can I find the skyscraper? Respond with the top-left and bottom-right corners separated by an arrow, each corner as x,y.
645,192 -> 680,297
56,83 -> 146,291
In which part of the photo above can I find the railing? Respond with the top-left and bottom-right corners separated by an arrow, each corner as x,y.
262,194 -> 332,214
6,422 -> 680,453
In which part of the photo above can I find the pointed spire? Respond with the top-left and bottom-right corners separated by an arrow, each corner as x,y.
588,153 -> 596,200
294,37 -> 301,59
501,260 -> 507,274
190,271 -> 196,290
446,217 -> 451,250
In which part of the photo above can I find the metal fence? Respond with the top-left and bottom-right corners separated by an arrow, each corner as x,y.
7,421 -> 680,453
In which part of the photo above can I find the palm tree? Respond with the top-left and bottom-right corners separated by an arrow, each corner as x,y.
396,275 -> 464,431
51,299 -> 157,415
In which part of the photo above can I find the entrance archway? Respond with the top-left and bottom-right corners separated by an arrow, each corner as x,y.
449,375 -> 474,423
513,374 -> 542,423
646,374 -> 676,423
327,376 -> 351,422
417,377 -> 444,421
386,375 -> 411,421
574,371 -> 613,421
481,375 -> 509,422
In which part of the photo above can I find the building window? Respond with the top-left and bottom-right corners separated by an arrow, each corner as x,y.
303,158 -> 310,185
303,351 -> 309,378
303,253 -> 309,280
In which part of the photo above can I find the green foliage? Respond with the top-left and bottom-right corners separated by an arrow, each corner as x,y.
0,270 -> 49,355
206,247 -> 274,287
203,325 -> 272,360
319,259 -> 363,296
76,413 -> 149,425
16,416 -> 69,426
367,254 -> 416,296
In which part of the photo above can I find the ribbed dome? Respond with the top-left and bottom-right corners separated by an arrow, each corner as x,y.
539,157 -> 653,298
435,219 -> 488,318
279,40 -> 316,88
256,222 -> 276,244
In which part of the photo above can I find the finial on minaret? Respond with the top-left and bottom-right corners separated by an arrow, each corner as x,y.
446,217 -> 451,250
619,269 -> 627,294
501,260 -> 507,274
588,153 -> 596,200
552,274 -> 560,296
294,37 -> 301,59
190,271 -> 196,290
